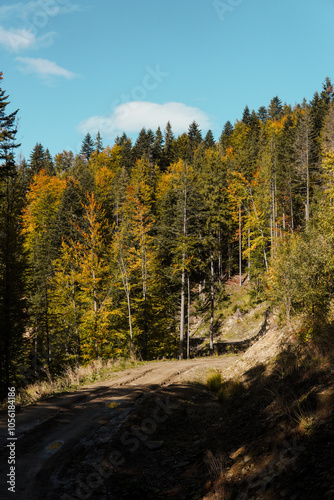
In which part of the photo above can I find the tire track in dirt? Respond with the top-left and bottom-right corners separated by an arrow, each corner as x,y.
0,356 -> 237,499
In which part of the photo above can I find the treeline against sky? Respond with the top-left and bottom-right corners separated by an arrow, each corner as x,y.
1,75 -> 334,393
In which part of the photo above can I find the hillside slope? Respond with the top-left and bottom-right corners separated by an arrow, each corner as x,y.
79,312 -> 333,500
1,288 -> 333,500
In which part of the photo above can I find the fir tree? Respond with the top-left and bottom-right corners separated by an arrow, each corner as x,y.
219,121 -> 233,153
44,149 -> 55,176
94,131 -> 104,153
204,129 -> 215,149
80,133 -> 95,161
242,105 -> 251,125
257,106 -> 268,123
268,96 -> 283,119
161,121 -> 175,170
0,72 -> 25,393
152,126 -> 164,165
29,143 -> 46,179
187,121 -> 202,159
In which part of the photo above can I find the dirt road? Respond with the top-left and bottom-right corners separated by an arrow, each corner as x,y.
0,356 -> 237,500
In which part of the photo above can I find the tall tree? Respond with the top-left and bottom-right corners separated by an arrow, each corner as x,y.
268,96 -> 283,119
22,171 -> 66,375
257,106 -> 268,123
187,121 -> 202,159
195,148 -> 228,352
80,133 -> 95,161
152,126 -> 164,165
94,131 -> 104,153
161,121 -> 175,170
293,104 -> 313,224
242,105 -> 251,125
29,143 -> 46,180
219,120 -> 234,154
204,129 -> 215,149
0,72 -> 24,393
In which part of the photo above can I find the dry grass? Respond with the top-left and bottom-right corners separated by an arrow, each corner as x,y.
206,370 -> 223,392
218,379 -> 245,401
8,358 -> 145,407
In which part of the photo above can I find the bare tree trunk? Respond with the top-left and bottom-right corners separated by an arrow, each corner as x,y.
179,264 -> 185,359
248,227 -> 251,281
141,228 -> 148,360
119,255 -> 134,358
44,282 -> 51,377
239,203 -> 242,286
218,230 -> 222,283
187,275 -> 190,360
179,171 -> 188,359
289,171 -> 294,232
306,134 -> 310,225
210,248 -> 214,353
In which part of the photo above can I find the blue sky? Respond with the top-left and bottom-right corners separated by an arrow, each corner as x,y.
1,0 -> 334,160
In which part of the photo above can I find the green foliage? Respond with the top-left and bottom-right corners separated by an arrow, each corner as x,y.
269,228 -> 334,333
4,74 -> 334,385
0,72 -> 26,393
80,132 -> 95,161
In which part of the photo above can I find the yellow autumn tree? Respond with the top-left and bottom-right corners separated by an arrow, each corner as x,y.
22,169 -> 67,373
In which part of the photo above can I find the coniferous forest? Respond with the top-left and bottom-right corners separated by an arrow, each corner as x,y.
2,72 -> 334,397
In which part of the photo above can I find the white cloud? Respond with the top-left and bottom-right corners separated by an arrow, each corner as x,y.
16,57 -> 78,80
0,1 -> 81,20
0,2 -> 80,51
0,26 -> 54,51
78,101 -> 212,138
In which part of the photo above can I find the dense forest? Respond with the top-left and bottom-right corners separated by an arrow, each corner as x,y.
1,72 -> 334,396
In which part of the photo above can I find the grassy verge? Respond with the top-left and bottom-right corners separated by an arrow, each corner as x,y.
1,358 -> 148,409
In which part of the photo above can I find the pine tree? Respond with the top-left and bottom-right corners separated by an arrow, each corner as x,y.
257,106 -> 268,123
0,72 -> 24,392
219,121 -> 234,154
156,159 -> 200,358
161,121 -> 175,170
196,149 -> 228,351
187,121 -> 202,159
268,96 -> 283,119
204,129 -> 215,149
94,131 -> 104,153
242,105 -> 251,125
132,128 -> 154,162
44,149 -> 55,176
293,103 -> 313,224
29,143 -> 45,179
22,171 -> 66,375
115,133 -> 133,174
152,126 -> 164,165
80,133 -> 95,161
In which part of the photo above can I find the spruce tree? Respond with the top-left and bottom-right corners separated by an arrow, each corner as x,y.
94,131 -> 103,153
115,133 -> 133,174
268,96 -> 283,119
204,129 -> 215,149
242,105 -> 251,125
152,126 -> 164,165
257,106 -> 268,123
29,143 -> 46,180
0,72 -> 25,393
187,121 -> 202,159
161,121 -> 175,170
219,121 -> 233,153
80,133 -> 95,161
44,148 -> 55,176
